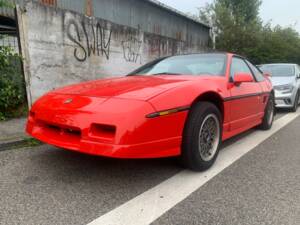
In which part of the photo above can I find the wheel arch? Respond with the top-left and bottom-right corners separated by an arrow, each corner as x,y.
190,91 -> 225,122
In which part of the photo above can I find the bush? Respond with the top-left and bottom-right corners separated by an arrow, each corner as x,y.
0,45 -> 27,120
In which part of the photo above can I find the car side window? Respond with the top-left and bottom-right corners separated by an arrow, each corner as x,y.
230,57 -> 254,81
246,60 -> 265,82
296,65 -> 300,74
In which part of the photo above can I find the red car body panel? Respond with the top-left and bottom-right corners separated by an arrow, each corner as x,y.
26,53 -> 273,158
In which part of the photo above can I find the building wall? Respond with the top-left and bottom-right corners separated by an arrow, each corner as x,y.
17,1 -> 210,105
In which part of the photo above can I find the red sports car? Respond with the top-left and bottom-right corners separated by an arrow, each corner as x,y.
26,53 -> 274,171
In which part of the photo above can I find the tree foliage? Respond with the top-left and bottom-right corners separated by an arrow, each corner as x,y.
0,0 -> 14,8
0,46 -> 26,120
0,0 -> 26,120
199,0 -> 300,65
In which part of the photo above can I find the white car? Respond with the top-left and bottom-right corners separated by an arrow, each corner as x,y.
259,64 -> 300,112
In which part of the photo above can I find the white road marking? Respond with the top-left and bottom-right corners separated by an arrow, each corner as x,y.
87,111 -> 300,225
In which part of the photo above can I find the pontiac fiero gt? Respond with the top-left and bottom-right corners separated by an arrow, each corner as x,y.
27,53 -> 274,171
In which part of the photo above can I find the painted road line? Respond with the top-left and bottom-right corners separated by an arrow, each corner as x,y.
87,111 -> 300,225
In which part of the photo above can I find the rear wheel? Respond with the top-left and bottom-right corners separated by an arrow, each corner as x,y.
259,94 -> 275,130
181,102 -> 222,171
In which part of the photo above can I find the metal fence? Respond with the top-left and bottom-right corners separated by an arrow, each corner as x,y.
0,35 -> 19,53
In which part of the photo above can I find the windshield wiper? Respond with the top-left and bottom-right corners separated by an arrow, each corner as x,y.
152,72 -> 183,76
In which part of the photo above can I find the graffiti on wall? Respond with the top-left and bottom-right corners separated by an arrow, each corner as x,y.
121,27 -> 142,64
65,18 -> 188,64
66,19 -> 112,62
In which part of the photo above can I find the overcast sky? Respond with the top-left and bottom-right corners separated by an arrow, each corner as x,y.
157,0 -> 300,33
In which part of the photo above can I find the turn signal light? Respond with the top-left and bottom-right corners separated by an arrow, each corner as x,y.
146,106 -> 190,118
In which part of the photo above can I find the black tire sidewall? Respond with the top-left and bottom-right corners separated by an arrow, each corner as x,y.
292,91 -> 299,112
181,102 -> 222,171
260,94 -> 275,130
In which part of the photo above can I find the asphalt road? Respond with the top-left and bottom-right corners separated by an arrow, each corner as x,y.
0,110 -> 299,225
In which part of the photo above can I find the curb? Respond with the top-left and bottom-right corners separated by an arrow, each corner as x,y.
0,137 -> 42,152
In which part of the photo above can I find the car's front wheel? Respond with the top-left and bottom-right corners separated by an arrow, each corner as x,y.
291,91 -> 299,112
181,102 -> 222,171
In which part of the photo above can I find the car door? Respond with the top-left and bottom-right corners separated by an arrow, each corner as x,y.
228,57 -> 264,131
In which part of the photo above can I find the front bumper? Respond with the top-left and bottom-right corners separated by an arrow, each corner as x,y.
26,94 -> 187,158
274,90 -> 296,108
27,119 -> 181,158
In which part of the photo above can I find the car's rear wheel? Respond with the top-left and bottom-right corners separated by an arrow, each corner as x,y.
181,102 -> 222,171
259,93 -> 275,130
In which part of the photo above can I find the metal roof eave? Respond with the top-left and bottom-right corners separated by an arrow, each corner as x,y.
145,0 -> 211,29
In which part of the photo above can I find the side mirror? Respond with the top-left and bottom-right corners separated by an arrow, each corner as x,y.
263,72 -> 271,78
297,73 -> 300,79
234,73 -> 254,85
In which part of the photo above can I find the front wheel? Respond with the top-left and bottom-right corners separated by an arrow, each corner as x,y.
291,91 -> 299,112
181,102 -> 222,171
259,94 -> 275,130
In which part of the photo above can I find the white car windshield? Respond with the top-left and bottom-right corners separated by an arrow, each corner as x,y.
260,65 -> 295,77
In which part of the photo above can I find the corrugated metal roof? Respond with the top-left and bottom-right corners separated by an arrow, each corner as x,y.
145,0 -> 210,28
1,0 -> 210,29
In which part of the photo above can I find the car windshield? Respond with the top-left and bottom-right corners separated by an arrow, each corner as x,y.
259,65 -> 295,77
130,54 -> 227,76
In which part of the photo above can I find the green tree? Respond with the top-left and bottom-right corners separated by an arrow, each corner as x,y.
199,0 -> 300,65
200,0 -> 262,59
255,25 -> 300,64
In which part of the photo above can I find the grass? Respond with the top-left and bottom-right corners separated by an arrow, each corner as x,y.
0,138 -> 43,152
23,138 -> 42,147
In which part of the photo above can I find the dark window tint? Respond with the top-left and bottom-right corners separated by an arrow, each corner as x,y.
230,57 -> 253,80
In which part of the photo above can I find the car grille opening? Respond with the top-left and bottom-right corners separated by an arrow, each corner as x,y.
38,120 -> 82,139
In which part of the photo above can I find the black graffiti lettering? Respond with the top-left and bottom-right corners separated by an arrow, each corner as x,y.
66,19 -> 112,62
82,20 -> 96,57
96,22 -> 112,60
122,30 -> 142,63
66,20 -> 87,62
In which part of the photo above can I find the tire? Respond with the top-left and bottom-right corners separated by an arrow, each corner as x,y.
181,102 -> 222,171
259,93 -> 275,130
291,91 -> 299,112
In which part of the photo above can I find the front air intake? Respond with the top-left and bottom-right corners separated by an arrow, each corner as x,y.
89,124 -> 116,141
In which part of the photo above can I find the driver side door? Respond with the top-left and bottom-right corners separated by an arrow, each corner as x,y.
228,57 -> 264,131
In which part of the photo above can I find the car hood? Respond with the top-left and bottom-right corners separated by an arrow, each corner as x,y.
270,76 -> 295,86
52,75 -> 193,101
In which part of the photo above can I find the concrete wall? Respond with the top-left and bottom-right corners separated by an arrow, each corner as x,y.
17,1 -> 210,105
